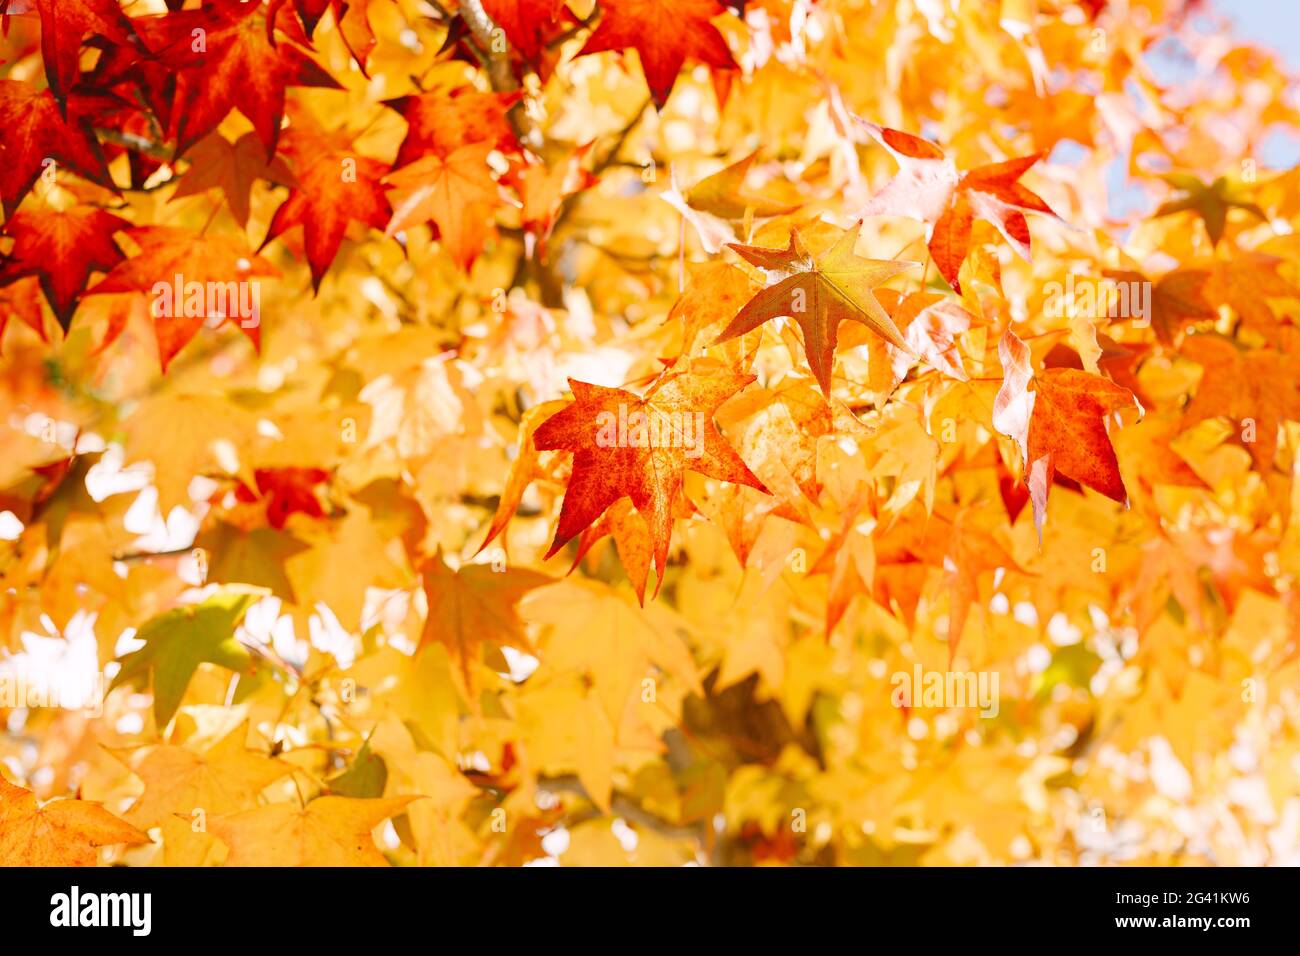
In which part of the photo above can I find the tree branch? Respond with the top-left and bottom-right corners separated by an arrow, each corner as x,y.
458,0 -> 542,150
94,127 -> 172,161
538,774 -> 710,845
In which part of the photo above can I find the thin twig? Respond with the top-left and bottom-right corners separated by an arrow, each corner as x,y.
94,127 -> 172,161
538,774 -> 709,845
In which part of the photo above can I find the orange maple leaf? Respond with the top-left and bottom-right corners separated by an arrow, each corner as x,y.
856,121 -> 1059,293
383,141 -> 502,271
85,225 -> 280,369
0,774 -> 150,866
1181,333 -> 1300,473
386,86 -> 522,169
170,131 -> 294,229
534,360 -> 767,578
716,222 -> 915,395
994,328 -> 1138,536
260,126 -> 392,290
421,547 -> 552,702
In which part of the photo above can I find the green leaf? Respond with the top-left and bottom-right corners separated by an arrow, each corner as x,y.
327,736 -> 388,799
111,587 -> 266,729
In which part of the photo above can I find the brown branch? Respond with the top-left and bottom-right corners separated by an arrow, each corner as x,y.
592,98 -> 653,176
538,774 -> 710,845
547,98 -> 651,244
112,546 -> 195,562
458,0 -> 542,150
94,127 -> 172,161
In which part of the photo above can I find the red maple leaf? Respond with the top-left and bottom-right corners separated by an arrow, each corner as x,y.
85,225 -> 279,369
154,0 -> 341,159
0,0 -> 141,110
0,79 -> 114,215
480,0 -> 568,62
259,126 -> 392,290
235,467 -> 330,528
575,0 -> 737,110
993,328 -> 1138,536
385,86 -> 522,169
0,205 -> 129,328
534,360 -> 766,577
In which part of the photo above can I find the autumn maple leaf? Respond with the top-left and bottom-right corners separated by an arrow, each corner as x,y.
1180,333 -> 1300,472
0,0 -> 141,111
259,126 -> 392,290
85,225 -> 280,369
120,722 -> 291,830
481,0 -> 569,62
1102,266 -> 1215,346
154,0 -> 341,158
715,222 -> 916,395
170,131 -> 294,229
116,722 -> 290,865
208,795 -> 418,866
856,121 -> 1059,293
235,467 -> 331,528
1155,172 -> 1268,245
0,774 -> 150,866
0,79 -> 114,215
420,547 -> 552,703
1208,252 -> 1299,345
110,587 -> 265,728
0,205 -> 129,328
383,141 -> 502,270
386,86 -> 522,169
534,360 -> 767,578
671,259 -> 762,353
993,328 -> 1139,536
576,0 -> 738,110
